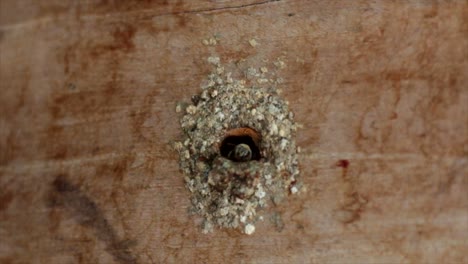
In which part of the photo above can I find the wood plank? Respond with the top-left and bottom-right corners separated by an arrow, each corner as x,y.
1,0 -> 467,263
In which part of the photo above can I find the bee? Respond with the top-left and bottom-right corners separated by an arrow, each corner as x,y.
220,127 -> 261,162
228,143 -> 252,162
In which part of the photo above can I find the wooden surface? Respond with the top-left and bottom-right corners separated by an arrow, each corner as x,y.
1,1 -> 467,263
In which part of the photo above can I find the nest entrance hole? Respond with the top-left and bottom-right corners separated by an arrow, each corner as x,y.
220,127 -> 261,162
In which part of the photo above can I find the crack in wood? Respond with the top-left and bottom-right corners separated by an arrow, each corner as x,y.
173,0 -> 282,15
0,0 -> 283,30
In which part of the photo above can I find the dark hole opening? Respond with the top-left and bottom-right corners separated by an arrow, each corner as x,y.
220,135 -> 261,162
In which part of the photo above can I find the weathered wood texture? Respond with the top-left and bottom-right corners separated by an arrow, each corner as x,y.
1,0 -> 467,263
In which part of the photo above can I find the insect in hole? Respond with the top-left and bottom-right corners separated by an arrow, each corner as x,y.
220,127 -> 261,162
227,143 -> 253,162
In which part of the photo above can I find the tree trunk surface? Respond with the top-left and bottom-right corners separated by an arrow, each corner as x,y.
0,1 -> 467,263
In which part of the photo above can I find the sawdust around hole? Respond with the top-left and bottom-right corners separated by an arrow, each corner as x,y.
174,51 -> 300,235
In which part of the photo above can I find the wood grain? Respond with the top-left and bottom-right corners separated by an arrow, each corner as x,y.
1,0 -> 467,263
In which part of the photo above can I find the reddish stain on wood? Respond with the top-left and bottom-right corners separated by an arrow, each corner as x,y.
336,159 -> 350,169
0,191 -> 13,212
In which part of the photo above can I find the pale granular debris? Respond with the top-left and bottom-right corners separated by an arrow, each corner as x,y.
249,39 -> 259,47
245,224 -> 256,235
202,36 -> 219,46
175,56 -> 300,235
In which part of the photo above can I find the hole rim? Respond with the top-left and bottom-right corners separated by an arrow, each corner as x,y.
220,127 -> 262,162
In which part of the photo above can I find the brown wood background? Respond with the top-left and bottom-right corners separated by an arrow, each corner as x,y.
0,0 -> 467,263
